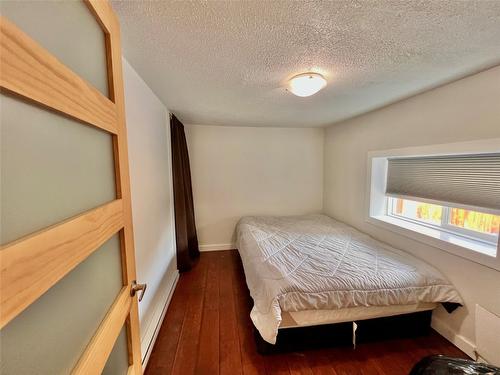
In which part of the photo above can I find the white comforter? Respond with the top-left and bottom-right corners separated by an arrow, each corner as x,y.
236,214 -> 462,344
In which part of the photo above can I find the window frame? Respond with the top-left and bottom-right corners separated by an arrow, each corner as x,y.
387,197 -> 499,245
365,139 -> 500,271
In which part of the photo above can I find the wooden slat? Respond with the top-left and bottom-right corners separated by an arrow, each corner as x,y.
84,0 -> 115,104
0,199 -> 124,328
98,3 -> 138,285
125,297 -> 142,374
106,8 -> 144,375
0,16 -> 118,134
72,286 -> 132,375
87,1 -> 144,372
85,0 -> 114,35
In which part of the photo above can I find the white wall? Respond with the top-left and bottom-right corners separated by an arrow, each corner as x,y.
185,125 -> 324,249
122,58 -> 178,363
323,66 -> 500,357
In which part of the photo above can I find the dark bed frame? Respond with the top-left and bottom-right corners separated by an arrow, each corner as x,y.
254,310 -> 433,355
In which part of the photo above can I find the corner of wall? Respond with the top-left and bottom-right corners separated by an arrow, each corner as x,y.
199,243 -> 235,252
431,315 -> 476,359
321,125 -> 329,214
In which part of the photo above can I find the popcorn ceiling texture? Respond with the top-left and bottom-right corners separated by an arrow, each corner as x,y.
111,1 -> 500,127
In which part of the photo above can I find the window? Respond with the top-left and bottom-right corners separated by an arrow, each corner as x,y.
388,197 -> 499,246
367,139 -> 500,270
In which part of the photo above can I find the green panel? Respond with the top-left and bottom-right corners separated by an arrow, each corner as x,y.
0,0 -> 109,96
0,93 -> 116,245
0,234 -> 123,375
102,326 -> 130,375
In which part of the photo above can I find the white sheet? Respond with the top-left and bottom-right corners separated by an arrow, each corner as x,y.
236,214 -> 462,344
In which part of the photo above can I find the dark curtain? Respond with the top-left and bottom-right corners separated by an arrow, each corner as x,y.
170,114 -> 199,272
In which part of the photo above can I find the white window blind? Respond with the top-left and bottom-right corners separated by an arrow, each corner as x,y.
386,153 -> 500,212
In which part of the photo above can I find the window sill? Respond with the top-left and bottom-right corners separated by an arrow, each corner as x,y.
367,214 -> 500,271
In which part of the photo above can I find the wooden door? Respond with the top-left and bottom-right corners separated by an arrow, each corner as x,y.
0,1 -> 143,374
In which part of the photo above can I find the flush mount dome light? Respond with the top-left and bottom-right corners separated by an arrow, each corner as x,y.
288,72 -> 327,97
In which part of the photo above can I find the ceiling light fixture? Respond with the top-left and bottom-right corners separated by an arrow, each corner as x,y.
288,72 -> 327,97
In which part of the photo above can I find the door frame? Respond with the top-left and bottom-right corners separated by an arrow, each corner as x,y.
0,1 -> 142,373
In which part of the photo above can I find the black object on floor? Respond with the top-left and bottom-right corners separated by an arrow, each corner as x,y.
409,355 -> 500,374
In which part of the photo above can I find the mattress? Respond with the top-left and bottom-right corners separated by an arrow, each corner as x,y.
236,214 -> 462,344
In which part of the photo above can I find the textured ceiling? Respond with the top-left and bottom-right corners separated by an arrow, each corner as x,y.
111,1 -> 500,127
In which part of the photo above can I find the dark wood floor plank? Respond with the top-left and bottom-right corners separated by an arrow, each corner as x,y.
196,308 -> 219,375
145,285 -> 188,374
353,344 -> 394,375
396,337 -> 439,367
264,353 -> 292,375
170,255 -> 209,375
219,252 -> 243,375
361,339 -> 416,375
287,353 -> 314,375
306,350 -> 338,375
195,253 -> 221,375
327,346 -> 374,375
145,250 -> 468,375
231,252 -> 267,375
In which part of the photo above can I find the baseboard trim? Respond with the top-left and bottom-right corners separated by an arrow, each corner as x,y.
199,243 -> 235,252
431,315 -> 476,359
141,270 -> 179,368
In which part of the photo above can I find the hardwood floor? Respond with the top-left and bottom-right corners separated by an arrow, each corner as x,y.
145,250 -> 466,375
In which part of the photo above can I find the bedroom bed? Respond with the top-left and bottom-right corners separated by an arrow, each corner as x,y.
236,214 -> 462,349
